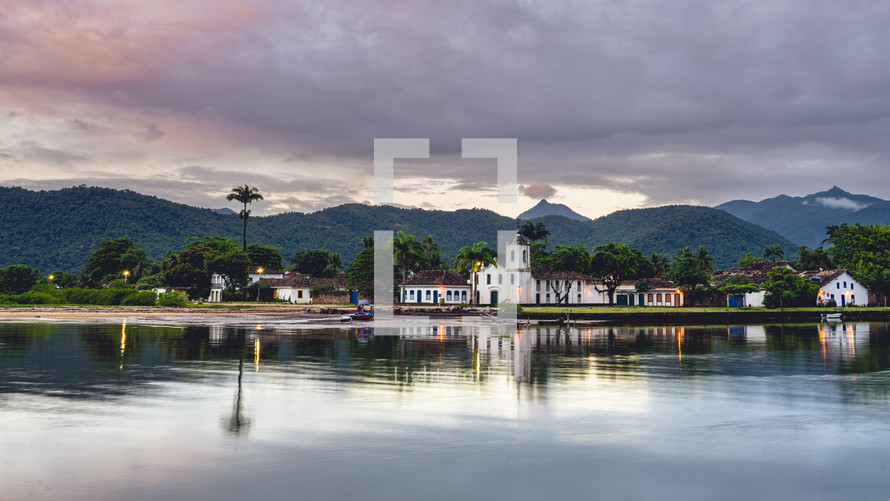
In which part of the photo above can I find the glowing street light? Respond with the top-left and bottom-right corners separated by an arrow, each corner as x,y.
256,267 -> 264,302
122,270 -> 130,283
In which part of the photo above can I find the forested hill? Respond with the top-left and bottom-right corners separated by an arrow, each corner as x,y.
1,186 -> 796,273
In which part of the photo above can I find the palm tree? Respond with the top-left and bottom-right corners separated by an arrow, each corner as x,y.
226,185 -> 264,250
697,246 -> 713,272
357,234 -> 374,250
762,244 -> 785,261
454,242 -> 497,305
392,231 -> 425,303
650,253 -> 669,277
422,235 -> 444,269
324,252 -> 342,277
518,220 -> 550,243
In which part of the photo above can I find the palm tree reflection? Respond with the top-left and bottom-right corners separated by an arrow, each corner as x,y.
223,345 -> 252,436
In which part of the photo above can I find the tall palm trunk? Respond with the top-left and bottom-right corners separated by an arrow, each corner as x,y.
241,203 -> 248,251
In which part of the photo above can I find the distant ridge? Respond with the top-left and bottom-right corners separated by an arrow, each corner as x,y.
716,186 -> 890,247
0,186 -> 794,273
209,207 -> 238,215
518,199 -> 589,221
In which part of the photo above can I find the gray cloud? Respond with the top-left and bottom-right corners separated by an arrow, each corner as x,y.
520,183 -> 556,200
4,0 -> 890,210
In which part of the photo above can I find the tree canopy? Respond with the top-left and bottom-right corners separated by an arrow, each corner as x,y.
588,243 -> 654,306
762,266 -> 819,308
81,237 -> 152,287
825,223 -> 890,299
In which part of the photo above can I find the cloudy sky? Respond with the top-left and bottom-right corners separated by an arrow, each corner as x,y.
2,0 -> 890,218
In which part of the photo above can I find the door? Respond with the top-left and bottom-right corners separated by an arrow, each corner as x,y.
841,295 -> 846,307
535,293 -> 540,304
490,291 -> 499,305
433,291 -> 438,304
629,295 -> 635,306
417,291 -> 422,304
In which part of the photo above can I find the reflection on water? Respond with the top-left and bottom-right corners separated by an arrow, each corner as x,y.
3,321 -> 890,501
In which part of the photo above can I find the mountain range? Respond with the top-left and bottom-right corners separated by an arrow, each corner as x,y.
716,186 -> 890,247
0,185 -> 795,273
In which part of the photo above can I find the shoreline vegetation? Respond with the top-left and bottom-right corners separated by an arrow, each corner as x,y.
1,304 -> 886,325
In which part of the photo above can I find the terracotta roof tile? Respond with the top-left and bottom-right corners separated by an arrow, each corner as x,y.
405,270 -> 469,286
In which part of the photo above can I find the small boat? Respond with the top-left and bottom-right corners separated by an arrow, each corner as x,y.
347,300 -> 375,321
821,312 -> 842,322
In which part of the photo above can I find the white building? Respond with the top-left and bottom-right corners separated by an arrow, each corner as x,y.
400,270 -> 471,304
208,266 -> 284,303
475,233 -> 683,306
260,277 -> 313,304
800,269 -> 868,307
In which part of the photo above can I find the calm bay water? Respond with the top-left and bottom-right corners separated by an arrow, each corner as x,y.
2,320 -> 890,500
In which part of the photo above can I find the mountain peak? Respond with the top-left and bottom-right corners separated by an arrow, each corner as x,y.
518,199 -> 589,221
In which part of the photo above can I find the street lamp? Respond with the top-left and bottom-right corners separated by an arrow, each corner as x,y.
256,267 -> 264,302
123,270 -> 130,283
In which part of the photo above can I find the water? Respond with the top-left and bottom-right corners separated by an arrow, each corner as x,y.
2,320 -> 890,500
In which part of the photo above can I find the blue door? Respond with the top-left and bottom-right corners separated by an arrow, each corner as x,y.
350,290 -> 358,304
841,295 -> 846,307
433,290 -> 438,304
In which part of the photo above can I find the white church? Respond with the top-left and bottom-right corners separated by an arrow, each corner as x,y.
475,233 -> 684,307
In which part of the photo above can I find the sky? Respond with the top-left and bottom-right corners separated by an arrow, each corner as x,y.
2,0 -> 890,219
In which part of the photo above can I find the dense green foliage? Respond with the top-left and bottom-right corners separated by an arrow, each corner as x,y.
0,186 -> 797,273
291,249 -> 340,277
825,224 -> 890,298
763,267 -> 820,308
346,248 -> 374,296
794,245 -> 834,270
81,237 -> 152,287
160,237 -> 249,299
588,243 -> 654,305
0,265 -> 41,294
247,244 -> 284,270
667,247 -> 713,301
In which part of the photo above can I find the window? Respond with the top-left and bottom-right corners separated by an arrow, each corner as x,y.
447,291 -> 452,300
461,291 -> 467,300
487,275 -> 491,285
837,283 -> 840,289
510,274 -> 515,285
511,250 -> 515,262
498,274 -> 503,285
410,290 -> 415,298
546,293 -> 551,303
536,280 -> 541,291
522,250 -> 527,263
666,294 -> 672,304
297,290 -> 303,299
577,281 -> 581,288
426,290 -> 431,299
577,293 -> 581,301
656,293 -> 662,302
648,293 -> 654,302
843,281 -> 847,288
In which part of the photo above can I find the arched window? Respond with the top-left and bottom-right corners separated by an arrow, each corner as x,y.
425,290 -> 431,300
656,293 -> 662,302
648,293 -> 653,302
666,294 -> 672,304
